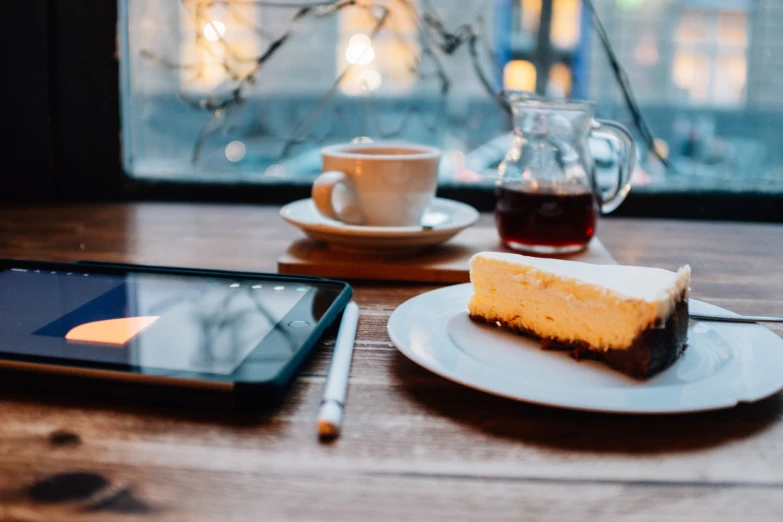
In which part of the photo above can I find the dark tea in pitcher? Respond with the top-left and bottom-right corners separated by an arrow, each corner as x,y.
495,95 -> 636,253
495,184 -> 599,253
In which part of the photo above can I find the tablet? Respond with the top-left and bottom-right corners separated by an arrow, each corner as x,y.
0,260 -> 352,409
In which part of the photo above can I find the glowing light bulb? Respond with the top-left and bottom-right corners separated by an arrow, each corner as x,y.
225,141 -> 246,162
345,34 -> 375,65
358,69 -> 382,91
203,20 -> 226,42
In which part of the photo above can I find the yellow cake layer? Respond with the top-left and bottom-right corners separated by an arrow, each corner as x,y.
468,252 -> 691,351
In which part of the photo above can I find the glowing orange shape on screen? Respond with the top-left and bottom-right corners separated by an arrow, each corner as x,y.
64,316 -> 160,345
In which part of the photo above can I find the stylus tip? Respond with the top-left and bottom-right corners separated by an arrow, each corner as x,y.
317,400 -> 343,438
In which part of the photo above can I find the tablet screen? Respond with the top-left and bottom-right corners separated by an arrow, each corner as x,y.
0,267 -> 324,375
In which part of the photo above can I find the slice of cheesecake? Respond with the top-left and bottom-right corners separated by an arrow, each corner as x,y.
468,252 -> 691,379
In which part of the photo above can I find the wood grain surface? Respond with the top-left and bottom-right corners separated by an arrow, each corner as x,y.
1,203 -> 782,522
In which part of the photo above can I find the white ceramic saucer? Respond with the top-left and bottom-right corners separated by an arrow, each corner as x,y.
388,284 -> 783,414
280,198 -> 480,254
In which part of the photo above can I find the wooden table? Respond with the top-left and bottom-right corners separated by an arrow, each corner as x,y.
1,203 -> 782,521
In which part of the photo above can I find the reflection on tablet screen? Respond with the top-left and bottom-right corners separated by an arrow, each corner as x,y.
0,269 -> 310,375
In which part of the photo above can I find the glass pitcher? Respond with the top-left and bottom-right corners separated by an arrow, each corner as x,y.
496,92 -> 636,254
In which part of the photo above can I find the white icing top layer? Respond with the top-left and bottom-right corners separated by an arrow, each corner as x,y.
472,252 -> 690,305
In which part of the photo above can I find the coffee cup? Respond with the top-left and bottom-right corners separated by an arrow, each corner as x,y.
312,143 -> 441,227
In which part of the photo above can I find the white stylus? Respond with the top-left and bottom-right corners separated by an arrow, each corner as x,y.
317,301 -> 359,438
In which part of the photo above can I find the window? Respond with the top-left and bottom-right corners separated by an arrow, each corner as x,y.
123,0 -> 507,184
338,1 -> 418,95
120,0 -> 783,199
178,1 -> 262,96
550,0 -> 581,50
514,0 -> 542,52
673,9 -> 748,106
504,60 -> 537,91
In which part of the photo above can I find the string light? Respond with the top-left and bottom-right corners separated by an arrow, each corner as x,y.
345,34 -> 375,65
141,0 -> 664,169
202,20 -> 226,42
225,141 -> 246,162
358,69 -> 382,91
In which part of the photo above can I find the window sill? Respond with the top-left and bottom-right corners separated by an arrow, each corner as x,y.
107,178 -> 783,223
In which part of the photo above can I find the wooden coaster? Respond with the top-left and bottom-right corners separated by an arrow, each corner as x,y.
277,227 -> 616,283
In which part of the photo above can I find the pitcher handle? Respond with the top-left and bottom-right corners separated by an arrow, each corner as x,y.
591,119 -> 636,214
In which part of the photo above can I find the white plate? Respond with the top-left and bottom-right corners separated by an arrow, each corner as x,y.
388,284 -> 783,414
280,198 -> 479,254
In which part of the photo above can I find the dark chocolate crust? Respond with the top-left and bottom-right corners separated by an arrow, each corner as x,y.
469,295 -> 689,380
